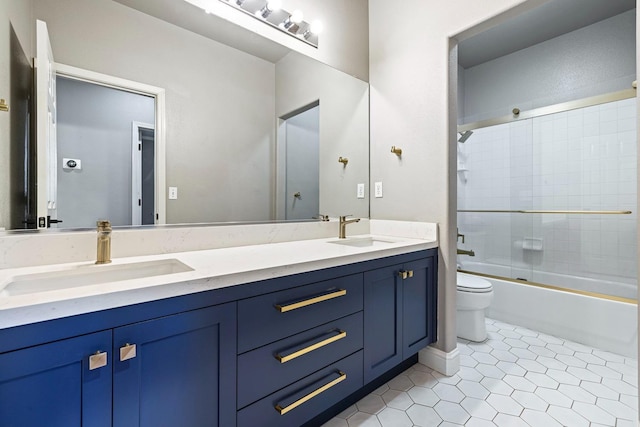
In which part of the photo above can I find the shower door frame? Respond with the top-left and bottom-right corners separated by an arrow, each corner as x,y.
456,88 -> 638,305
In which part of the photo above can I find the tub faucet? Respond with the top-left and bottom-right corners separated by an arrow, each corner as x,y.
457,248 -> 475,257
96,220 -> 112,264
339,215 -> 360,239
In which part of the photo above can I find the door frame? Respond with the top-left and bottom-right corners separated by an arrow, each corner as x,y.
131,121 -> 155,225
54,63 -> 167,225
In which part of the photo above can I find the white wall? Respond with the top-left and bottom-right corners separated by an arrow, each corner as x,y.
0,0 -> 33,230
275,51 -> 370,219
56,77 -> 155,228
369,0 -> 548,355
34,0 -> 276,224
462,10 -> 637,124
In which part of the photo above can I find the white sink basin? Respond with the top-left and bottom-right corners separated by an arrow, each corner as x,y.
1,259 -> 193,297
328,237 -> 400,248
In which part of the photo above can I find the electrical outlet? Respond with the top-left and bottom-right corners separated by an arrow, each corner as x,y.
357,183 -> 365,199
374,182 -> 383,198
168,187 -> 178,200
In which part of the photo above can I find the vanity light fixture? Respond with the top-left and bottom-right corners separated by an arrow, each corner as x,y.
280,10 -> 304,31
217,0 -> 321,47
256,0 -> 281,19
338,157 -> 349,166
391,146 -> 402,156
301,20 -> 323,39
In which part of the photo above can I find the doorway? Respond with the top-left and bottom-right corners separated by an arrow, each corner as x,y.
132,122 -> 155,226
55,77 -> 156,228
278,102 -> 320,220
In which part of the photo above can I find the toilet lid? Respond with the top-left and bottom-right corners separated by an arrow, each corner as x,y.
457,273 -> 493,293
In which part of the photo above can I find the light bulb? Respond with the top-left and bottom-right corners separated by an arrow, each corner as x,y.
290,9 -> 304,24
310,20 -> 323,35
280,9 -> 304,30
256,0 -> 281,18
266,0 -> 282,11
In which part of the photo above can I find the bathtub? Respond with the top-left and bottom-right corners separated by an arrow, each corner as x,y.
460,261 -> 638,358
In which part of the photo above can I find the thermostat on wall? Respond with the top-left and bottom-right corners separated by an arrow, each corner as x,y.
63,158 -> 82,170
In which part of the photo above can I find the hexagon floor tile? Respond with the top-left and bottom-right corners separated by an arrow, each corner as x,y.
326,318 -> 637,427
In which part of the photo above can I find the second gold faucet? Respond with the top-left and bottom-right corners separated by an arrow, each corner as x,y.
339,216 -> 360,239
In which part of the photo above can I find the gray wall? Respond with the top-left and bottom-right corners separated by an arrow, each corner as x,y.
56,77 -> 154,228
275,52 -> 369,219
0,0 -> 33,229
35,0 -> 276,224
461,10 -> 636,124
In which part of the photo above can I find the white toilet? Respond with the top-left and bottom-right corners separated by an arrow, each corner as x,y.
456,272 -> 494,342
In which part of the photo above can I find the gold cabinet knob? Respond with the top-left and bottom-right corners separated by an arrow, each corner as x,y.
120,343 -> 137,361
89,351 -> 108,370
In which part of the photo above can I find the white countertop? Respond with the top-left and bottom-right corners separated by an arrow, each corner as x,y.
0,233 -> 437,329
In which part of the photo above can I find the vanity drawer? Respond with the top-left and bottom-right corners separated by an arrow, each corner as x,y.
238,274 -> 363,353
238,312 -> 363,409
237,350 -> 363,427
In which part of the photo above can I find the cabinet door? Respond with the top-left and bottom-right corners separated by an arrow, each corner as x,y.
113,303 -> 236,427
0,331 -> 112,427
363,265 -> 402,383
402,256 -> 437,358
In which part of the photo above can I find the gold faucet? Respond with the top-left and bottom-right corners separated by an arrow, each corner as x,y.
457,248 -> 475,257
339,215 -> 361,239
96,220 -> 112,264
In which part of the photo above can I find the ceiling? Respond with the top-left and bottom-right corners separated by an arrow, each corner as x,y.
459,0 -> 636,69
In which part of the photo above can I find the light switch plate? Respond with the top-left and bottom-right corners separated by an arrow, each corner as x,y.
168,187 -> 178,200
374,182 -> 383,198
357,183 -> 365,199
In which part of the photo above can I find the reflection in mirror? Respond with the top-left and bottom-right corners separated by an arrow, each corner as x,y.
2,0 -> 369,230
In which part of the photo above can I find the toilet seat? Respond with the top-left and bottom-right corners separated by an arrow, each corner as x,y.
457,273 -> 492,293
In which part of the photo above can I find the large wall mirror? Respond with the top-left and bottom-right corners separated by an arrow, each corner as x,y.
3,0 -> 369,230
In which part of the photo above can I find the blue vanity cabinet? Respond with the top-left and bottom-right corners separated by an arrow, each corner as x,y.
236,273 -> 365,426
402,256 -> 437,357
0,330 -> 112,427
112,303 -> 236,427
363,252 -> 437,383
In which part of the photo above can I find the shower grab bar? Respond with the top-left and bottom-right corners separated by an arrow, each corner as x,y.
458,210 -> 632,215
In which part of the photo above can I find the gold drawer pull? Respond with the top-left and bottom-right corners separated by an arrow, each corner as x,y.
275,371 -> 347,415
276,330 -> 347,363
275,289 -> 347,313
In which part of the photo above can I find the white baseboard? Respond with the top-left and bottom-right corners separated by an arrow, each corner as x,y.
418,345 -> 460,376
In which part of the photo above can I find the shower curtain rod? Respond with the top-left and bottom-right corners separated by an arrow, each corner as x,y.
458,209 -> 632,215
457,88 -> 636,133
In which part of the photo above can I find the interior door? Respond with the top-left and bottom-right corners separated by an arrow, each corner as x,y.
35,20 -> 57,228
131,123 -> 155,226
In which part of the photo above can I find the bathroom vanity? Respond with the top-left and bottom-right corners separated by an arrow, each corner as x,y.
0,232 -> 438,427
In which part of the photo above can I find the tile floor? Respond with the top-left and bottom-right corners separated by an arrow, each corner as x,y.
324,318 -> 638,427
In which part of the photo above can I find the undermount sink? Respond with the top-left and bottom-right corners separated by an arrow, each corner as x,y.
1,259 -> 193,297
328,236 -> 400,248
